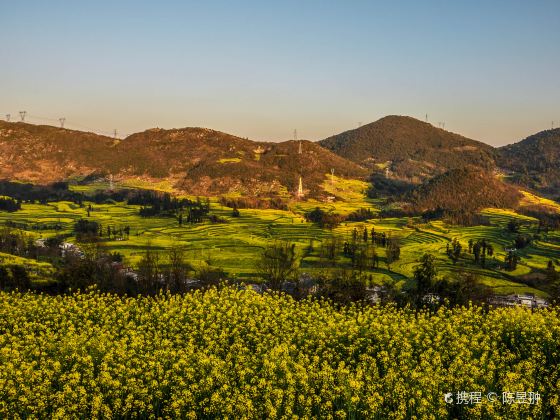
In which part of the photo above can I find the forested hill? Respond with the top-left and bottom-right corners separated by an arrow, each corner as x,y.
0,121 -> 367,197
2,119 -> 559,201
111,127 -> 368,196
319,115 -> 496,183
498,128 -> 560,199
405,166 -> 523,213
0,121 -> 115,181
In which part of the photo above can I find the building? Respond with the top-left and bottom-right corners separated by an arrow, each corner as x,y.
488,294 -> 548,309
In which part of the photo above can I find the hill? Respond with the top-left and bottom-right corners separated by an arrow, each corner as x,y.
319,115 -> 496,182
498,128 -> 560,199
0,121 -> 367,197
405,166 -> 522,213
0,121 -> 115,182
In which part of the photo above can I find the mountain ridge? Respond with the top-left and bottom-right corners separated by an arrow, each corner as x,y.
2,117 -> 559,201
319,115 -> 497,183
498,128 -> 560,199
0,120 -> 368,197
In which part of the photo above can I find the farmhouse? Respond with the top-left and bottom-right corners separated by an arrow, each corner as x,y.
488,294 -> 548,309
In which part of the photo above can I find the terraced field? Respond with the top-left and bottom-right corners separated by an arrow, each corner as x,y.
1,189 -> 558,296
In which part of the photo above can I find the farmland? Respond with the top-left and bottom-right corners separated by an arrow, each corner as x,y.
1,180 -> 557,297
1,287 -> 558,418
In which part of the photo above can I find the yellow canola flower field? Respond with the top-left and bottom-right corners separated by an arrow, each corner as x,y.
0,288 -> 559,419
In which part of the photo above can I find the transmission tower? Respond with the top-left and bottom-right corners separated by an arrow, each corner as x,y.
330,168 -> 335,185
293,129 -> 297,141
19,111 -> 26,122
113,129 -> 118,139
425,114 -> 428,123
298,140 -> 302,154
5,114 -> 10,122
59,117 -> 66,128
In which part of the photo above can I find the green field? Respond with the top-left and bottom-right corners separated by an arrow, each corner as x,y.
1,187 -> 558,296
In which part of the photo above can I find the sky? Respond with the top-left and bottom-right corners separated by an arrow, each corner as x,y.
1,0 -> 559,146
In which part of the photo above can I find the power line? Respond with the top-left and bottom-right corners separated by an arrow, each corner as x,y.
22,115 -> 121,137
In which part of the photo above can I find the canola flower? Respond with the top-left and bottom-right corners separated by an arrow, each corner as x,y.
0,287 -> 559,419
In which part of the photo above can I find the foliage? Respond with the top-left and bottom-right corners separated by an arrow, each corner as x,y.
0,196 -> 21,212
305,207 -> 345,229
411,253 -> 438,304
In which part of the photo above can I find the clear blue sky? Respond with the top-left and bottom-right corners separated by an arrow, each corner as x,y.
1,0 -> 559,145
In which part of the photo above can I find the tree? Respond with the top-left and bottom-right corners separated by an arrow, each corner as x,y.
164,245 -> 191,292
412,253 -> 438,305
320,236 -> 338,268
546,261 -> 558,283
305,207 -> 344,229
438,270 -> 493,306
504,251 -> 520,271
195,265 -> 225,287
385,239 -> 401,270
137,246 -> 161,294
449,238 -> 462,264
353,245 -> 369,273
74,219 -> 100,242
371,247 -> 379,269
473,241 -> 481,264
0,265 -> 31,290
319,270 -> 366,305
258,241 -> 299,290
507,219 -> 520,233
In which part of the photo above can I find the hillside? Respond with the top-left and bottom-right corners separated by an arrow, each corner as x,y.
498,128 -> 560,199
0,121 -> 115,182
0,122 -> 367,197
113,127 -> 368,196
320,115 -> 496,182
405,166 -> 522,213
